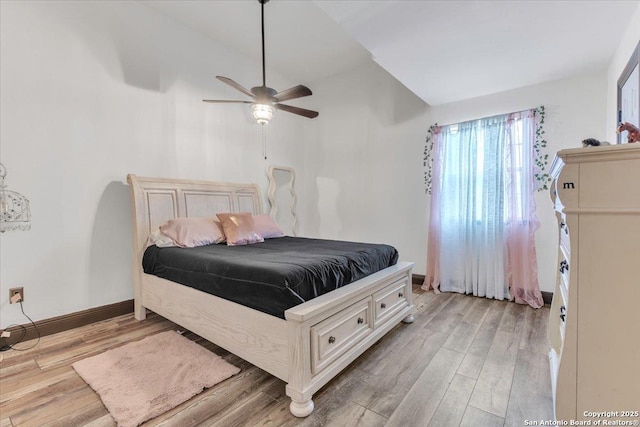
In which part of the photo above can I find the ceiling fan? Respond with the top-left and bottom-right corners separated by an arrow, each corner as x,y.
203,0 -> 319,125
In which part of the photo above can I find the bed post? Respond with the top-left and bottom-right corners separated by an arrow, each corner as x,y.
286,321 -> 314,417
127,174 -> 147,320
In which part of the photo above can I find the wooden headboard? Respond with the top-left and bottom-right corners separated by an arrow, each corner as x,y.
126,174 -> 263,265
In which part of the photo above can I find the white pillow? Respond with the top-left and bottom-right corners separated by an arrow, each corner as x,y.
147,230 -> 177,248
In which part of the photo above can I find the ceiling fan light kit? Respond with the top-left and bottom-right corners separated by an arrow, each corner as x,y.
203,0 -> 318,125
251,103 -> 275,125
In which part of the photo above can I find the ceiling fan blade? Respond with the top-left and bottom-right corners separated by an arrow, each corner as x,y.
275,103 -> 319,119
216,76 -> 255,98
273,85 -> 312,102
203,100 -> 253,103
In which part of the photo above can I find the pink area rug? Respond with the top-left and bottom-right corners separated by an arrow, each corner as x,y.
72,330 -> 240,427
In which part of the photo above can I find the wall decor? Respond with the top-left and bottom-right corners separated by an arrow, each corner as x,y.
424,123 -> 437,194
267,165 -> 298,236
0,162 -> 31,232
534,105 -> 551,191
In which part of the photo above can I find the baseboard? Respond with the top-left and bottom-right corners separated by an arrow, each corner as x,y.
541,291 -> 553,306
1,300 -> 133,347
414,273 -> 553,306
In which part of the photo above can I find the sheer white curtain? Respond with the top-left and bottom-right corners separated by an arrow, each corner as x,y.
423,110 -> 543,308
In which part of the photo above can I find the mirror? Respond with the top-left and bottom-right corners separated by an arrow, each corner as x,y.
617,41 -> 639,143
267,166 -> 298,236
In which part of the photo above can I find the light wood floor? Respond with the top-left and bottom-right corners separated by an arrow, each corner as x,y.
0,286 -> 553,427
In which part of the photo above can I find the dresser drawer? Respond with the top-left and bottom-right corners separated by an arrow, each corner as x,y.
578,160 -> 640,209
373,278 -> 409,327
310,297 -> 373,375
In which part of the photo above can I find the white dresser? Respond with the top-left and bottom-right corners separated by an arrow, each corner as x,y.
548,144 -> 640,421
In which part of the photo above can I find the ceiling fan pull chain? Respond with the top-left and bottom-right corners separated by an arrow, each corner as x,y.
262,125 -> 268,160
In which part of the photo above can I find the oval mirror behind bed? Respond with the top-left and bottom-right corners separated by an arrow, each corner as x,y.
267,165 -> 298,236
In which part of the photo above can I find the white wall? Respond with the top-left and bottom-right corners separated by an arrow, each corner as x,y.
606,3 -> 640,143
0,1 -> 305,327
301,61 -> 429,271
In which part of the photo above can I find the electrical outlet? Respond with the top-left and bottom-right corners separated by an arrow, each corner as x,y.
9,287 -> 24,304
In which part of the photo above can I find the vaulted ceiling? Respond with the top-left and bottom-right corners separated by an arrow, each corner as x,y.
145,0 -> 640,106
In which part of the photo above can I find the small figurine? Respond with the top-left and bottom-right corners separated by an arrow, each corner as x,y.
582,138 -> 611,147
616,122 -> 640,143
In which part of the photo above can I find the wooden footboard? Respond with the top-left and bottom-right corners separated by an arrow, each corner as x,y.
137,262 -> 413,417
139,273 -> 290,380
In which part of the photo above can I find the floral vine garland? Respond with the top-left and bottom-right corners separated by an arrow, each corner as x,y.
533,106 -> 551,191
424,123 -> 437,194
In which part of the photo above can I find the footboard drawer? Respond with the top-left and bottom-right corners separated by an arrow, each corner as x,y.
310,298 -> 373,375
373,277 -> 409,327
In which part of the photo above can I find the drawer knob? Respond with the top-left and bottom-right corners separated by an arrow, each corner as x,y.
398,292 -> 404,298
560,306 -> 566,314
559,260 -> 569,273
560,222 -> 568,233
357,317 -> 364,324
560,314 -> 566,322
381,303 -> 387,309
328,336 -> 336,344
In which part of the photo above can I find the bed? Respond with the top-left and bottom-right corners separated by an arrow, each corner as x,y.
127,174 -> 415,417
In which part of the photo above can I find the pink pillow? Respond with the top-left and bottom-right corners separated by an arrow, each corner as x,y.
159,217 -> 225,248
216,212 -> 264,246
253,214 -> 285,238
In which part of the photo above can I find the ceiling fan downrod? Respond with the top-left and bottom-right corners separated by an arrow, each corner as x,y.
260,0 -> 269,88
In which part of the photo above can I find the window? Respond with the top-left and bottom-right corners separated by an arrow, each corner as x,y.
425,109 -> 543,308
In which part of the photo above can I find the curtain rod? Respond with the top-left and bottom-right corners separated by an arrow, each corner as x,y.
431,106 -> 542,129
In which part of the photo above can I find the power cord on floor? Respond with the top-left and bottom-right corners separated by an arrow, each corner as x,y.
0,298 -> 41,352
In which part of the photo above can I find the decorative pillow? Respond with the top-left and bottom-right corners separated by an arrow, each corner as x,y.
159,217 -> 225,248
253,214 -> 285,239
216,212 -> 264,246
147,229 -> 177,248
